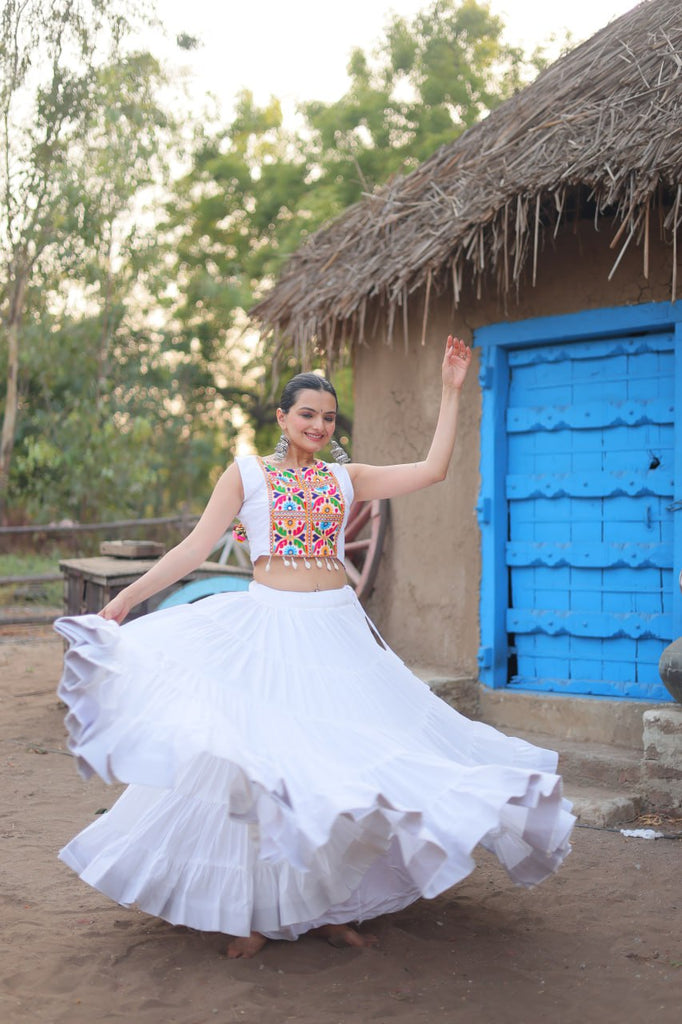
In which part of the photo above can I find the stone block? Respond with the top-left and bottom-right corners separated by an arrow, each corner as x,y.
641,707 -> 682,814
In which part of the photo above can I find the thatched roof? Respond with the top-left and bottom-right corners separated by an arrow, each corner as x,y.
251,0 -> 682,357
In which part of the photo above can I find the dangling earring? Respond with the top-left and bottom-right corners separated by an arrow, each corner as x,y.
330,438 -> 350,464
272,433 -> 289,462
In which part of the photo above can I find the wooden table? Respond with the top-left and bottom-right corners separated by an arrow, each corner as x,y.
59,557 -> 251,621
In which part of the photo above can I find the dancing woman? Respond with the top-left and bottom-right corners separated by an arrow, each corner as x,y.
55,335 -> 574,958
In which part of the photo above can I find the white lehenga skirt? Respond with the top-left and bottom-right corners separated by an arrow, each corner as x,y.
54,582 -> 574,941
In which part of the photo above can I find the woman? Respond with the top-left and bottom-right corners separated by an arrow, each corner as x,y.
55,335 -> 574,959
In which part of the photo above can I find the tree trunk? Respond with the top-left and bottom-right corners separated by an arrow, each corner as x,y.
95,232 -> 115,411
0,272 -> 27,523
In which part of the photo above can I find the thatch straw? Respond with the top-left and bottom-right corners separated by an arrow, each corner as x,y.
251,0 -> 682,359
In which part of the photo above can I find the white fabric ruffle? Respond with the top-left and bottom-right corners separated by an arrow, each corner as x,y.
55,582 -> 574,940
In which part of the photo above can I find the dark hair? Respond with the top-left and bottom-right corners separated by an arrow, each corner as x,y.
279,372 -> 338,413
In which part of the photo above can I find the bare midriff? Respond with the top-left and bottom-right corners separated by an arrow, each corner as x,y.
252,555 -> 348,592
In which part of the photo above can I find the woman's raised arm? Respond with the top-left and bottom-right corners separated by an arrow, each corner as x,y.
347,335 -> 472,502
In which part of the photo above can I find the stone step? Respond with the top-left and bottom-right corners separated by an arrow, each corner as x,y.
564,783 -> 643,828
477,686 -> 665,749
419,675 -> 674,819
501,727 -> 642,790
488,727 -> 644,826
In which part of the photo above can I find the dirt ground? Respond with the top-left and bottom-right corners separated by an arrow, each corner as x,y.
1,627 -> 680,1024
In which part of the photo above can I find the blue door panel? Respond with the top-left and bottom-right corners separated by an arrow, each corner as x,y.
506,331 -> 673,367
477,304 -> 682,699
570,568 -> 603,612
481,315 -> 678,700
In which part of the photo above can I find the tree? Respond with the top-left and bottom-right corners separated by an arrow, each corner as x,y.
0,0 -> 168,520
164,0 -> 538,339
303,0 -> 531,207
12,298 -> 228,522
160,1 -> 538,441
1,0 -> 546,523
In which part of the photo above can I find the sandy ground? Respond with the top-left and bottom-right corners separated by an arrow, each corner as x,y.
1,627 -> 681,1024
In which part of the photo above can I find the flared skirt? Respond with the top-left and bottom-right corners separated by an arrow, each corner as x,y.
55,582 -> 574,940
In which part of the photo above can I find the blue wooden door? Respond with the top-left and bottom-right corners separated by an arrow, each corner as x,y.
505,334 -> 674,699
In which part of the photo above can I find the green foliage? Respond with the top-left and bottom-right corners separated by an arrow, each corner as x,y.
302,0 -> 533,193
157,0 -> 538,446
8,290 -> 233,521
1,0 -> 545,526
0,0 -> 232,523
162,0 -> 538,335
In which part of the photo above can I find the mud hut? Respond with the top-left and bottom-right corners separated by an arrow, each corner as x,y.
252,0 -> 682,721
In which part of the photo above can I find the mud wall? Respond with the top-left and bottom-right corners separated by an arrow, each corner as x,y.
353,220 -> 677,676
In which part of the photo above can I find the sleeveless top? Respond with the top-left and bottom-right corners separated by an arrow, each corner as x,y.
234,455 -> 354,567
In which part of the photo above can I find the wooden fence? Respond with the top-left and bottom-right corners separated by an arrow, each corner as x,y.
0,514 -> 199,627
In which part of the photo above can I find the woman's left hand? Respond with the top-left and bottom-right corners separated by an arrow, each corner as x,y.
442,335 -> 472,390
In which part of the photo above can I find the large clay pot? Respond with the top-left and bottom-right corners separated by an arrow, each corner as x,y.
659,637 -> 682,705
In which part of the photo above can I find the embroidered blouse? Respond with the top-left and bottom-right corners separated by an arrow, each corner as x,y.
234,455 -> 354,567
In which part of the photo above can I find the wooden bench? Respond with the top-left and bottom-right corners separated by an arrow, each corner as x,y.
59,556 -> 251,621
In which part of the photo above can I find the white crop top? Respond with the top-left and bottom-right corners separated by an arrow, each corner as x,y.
234,455 -> 354,567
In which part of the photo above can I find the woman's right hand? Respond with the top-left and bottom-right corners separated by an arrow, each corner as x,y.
98,590 -> 134,624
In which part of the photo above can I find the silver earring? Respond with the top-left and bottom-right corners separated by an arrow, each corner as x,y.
272,433 -> 289,461
330,439 -> 350,464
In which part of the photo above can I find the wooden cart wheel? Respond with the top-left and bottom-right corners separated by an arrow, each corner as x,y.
344,498 -> 389,603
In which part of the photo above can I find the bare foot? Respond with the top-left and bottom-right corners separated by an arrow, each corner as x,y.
313,924 -> 378,949
226,931 -> 268,959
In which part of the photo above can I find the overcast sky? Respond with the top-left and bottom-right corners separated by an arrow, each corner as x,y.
153,0 -> 640,114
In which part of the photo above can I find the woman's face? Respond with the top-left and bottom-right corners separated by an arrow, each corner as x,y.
278,388 -> 337,455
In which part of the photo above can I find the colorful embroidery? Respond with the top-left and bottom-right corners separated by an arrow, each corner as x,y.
232,520 -> 248,543
259,459 -> 345,561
